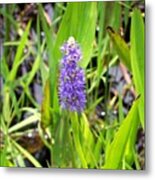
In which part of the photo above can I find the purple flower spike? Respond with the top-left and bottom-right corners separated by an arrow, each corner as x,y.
59,37 -> 86,112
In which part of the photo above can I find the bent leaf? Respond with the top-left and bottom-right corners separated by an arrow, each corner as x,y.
103,97 -> 140,169
107,26 -> 131,71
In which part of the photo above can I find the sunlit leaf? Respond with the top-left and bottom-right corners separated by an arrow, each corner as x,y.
103,97 -> 140,169
130,9 -> 144,128
54,2 -> 97,68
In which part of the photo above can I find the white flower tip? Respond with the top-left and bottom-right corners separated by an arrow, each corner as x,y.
68,36 -> 75,45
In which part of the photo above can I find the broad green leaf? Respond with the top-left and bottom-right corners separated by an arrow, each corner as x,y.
103,98 -> 140,169
130,9 -> 144,128
54,2 -> 97,68
107,26 -> 131,71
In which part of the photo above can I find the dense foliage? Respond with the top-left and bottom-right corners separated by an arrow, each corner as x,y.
0,1 -> 145,169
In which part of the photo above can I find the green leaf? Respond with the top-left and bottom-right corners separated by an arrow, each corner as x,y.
80,113 -> 97,168
41,79 -> 51,129
52,111 -> 74,167
8,20 -> 31,82
54,2 -> 97,68
38,4 -> 58,108
8,113 -> 40,133
25,15 -> 42,87
103,97 -> 140,169
118,94 -> 124,123
0,143 -> 9,167
110,2 -> 121,31
130,9 -> 144,128
124,111 -> 139,165
94,132 -> 104,165
70,112 -> 88,168
38,4 -> 59,125
107,26 -> 131,71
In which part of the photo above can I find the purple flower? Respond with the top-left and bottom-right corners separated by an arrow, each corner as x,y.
59,37 -> 86,112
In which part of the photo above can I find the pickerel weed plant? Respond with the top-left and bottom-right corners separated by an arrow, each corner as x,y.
0,2 -> 145,170
59,37 -> 86,112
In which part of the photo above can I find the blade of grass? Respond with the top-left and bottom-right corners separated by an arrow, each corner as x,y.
8,113 -> 40,133
8,20 -> 31,82
11,140 -> 42,167
25,15 -> 43,87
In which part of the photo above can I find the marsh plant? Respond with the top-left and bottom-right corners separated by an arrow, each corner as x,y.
0,1 -> 145,169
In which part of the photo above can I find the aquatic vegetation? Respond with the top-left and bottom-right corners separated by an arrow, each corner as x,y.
0,1 -> 145,169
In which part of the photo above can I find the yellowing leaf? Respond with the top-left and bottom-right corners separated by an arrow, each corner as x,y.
107,26 -> 131,71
